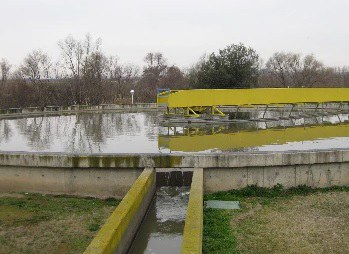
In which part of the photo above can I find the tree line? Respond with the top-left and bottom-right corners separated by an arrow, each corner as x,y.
1,34 -> 348,108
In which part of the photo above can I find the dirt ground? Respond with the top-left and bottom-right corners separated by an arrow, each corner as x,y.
231,191 -> 349,254
0,193 -> 118,254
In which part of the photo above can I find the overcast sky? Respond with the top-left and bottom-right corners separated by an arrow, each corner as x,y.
1,0 -> 348,68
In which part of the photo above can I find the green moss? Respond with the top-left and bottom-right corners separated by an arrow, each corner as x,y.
113,156 -> 140,167
152,155 -> 163,167
152,155 -> 183,167
88,157 -> 100,167
38,155 -> 55,165
72,156 -> 80,168
71,155 -> 144,168
101,157 -> 112,167
169,156 -> 183,167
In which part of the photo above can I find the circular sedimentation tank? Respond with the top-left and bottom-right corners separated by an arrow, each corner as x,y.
1,109 -> 349,154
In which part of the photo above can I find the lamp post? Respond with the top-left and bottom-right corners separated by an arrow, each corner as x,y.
130,90 -> 134,104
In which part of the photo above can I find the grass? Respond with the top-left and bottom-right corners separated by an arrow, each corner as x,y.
203,209 -> 237,253
203,185 -> 349,254
0,193 -> 119,254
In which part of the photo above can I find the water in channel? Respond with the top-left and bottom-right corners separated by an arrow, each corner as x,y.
128,186 -> 190,254
1,111 -> 349,153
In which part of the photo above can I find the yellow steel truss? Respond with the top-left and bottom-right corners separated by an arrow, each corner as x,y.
157,88 -> 349,117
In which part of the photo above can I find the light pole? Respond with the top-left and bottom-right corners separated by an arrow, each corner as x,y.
130,90 -> 134,104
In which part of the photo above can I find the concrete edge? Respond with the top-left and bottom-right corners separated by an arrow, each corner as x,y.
181,168 -> 203,254
0,104 -> 163,120
0,149 -> 348,168
84,168 -> 156,254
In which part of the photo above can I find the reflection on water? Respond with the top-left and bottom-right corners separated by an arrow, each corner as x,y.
128,187 -> 190,254
159,114 -> 349,153
0,112 -> 349,153
0,112 -> 160,153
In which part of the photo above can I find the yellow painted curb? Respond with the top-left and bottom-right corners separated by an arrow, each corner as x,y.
181,168 -> 203,254
84,168 -> 155,254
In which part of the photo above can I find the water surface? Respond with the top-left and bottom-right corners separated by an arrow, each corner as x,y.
128,186 -> 190,254
0,112 -> 348,153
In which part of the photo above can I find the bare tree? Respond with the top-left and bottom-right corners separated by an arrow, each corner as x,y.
160,65 -> 187,89
0,58 -> 11,84
58,35 -> 84,79
300,54 -> 324,87
266,52 -> 290,87
106,60 -> 140,102
142,52 -> 167,83
144,52 -> 166,68
266,52 -> 325,87
19,50 -> 52,82
186,54 -> 206,87
51,61 -> 65,79
84,51 -> 107,80
58,34 -> 104,104
58,33 -> 102,79
105,56 -> 121,80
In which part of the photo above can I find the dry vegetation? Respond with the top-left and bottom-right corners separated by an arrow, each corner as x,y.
232,192 -> 349,254
0,193 -> 119,254
204,186 -> 349,254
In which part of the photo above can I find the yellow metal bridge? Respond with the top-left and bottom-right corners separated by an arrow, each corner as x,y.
157,88 -> 349,117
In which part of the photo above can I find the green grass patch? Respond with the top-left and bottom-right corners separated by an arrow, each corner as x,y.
203,185 -> 349,254
0,193 -> 118,228
0,193 -> 119,254
203,209 -> 237,254
205,184 -> 349,201
88,222 -> 101,232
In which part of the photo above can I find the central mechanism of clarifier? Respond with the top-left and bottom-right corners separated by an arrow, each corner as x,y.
157,88 -> 349,118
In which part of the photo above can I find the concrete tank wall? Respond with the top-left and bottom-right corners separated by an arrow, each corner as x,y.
0,103 -> 164,120
0,149 -> 349,196
204,162 -> 349,192
0,166 -> 142,199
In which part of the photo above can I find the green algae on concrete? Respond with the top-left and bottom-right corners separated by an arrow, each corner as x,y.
169,156 -> 184,167
71,155 -> 142,168
84,168 -> 155,254
113,155 -> 141,168
181,168 -> 203,254
72,156 -> 80,168
101,157 -> 113,168
1,149 -> 349,170
88,157 -> 101,168
152,155 -> 183,168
